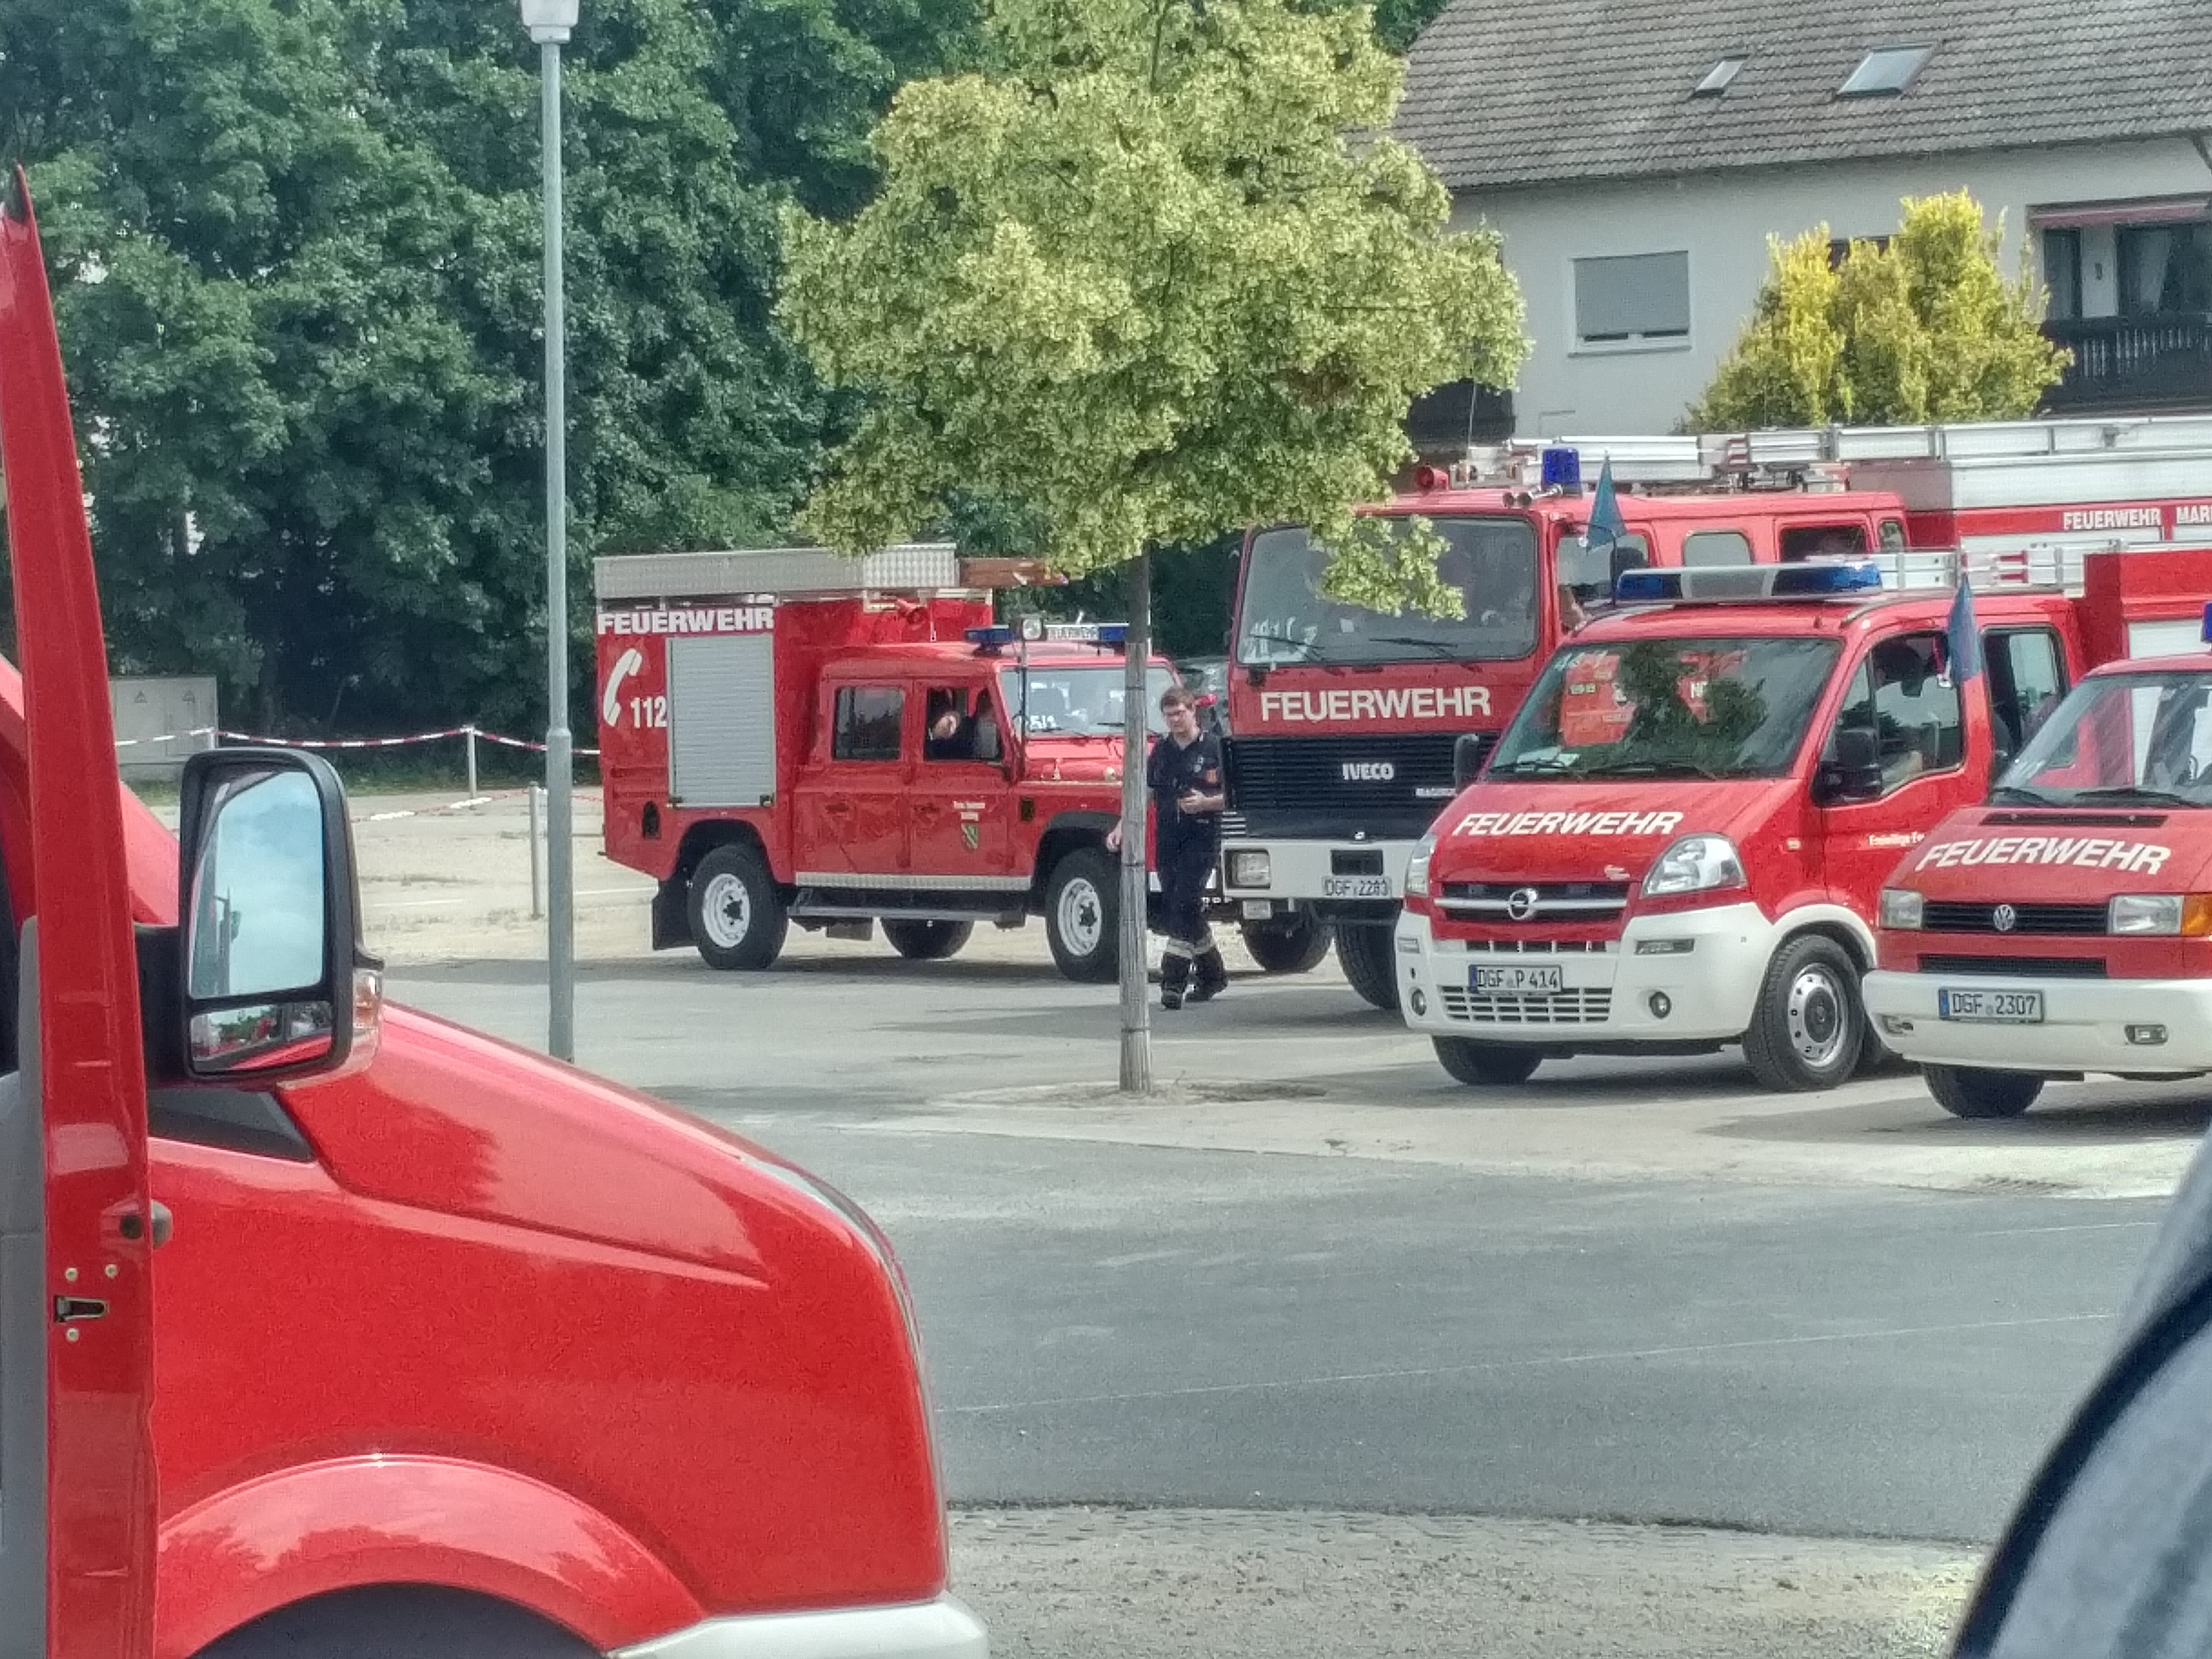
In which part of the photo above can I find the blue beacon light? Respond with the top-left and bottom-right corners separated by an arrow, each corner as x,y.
1540,446 -> 1583,491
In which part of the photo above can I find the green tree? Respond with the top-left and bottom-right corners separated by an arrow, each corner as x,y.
1688,191 -> 2070,431
778,0 -> 1525,1087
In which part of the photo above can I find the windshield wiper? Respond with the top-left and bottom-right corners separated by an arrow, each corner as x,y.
2067,785 -> 2198,807
1242,633 -> 1327,662
1490,755 -> 1581,776
1368,635 -> 1460,660
1594,759 -> 1728,780
1987,784 -> 2057,806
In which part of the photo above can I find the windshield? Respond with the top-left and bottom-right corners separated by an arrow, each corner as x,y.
1487,636 -> 1842,780
1001,663 -> 1175,738
1993,670 -> 2212,806
1236,516 -> 1540,666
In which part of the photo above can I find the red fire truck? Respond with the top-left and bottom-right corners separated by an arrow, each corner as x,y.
595,546 -> 1172,981
1864,552 -> 2212,1118
1222,422 -> 2212,1012
0,179 -> 983,1659
1394,557 -> 2091,1091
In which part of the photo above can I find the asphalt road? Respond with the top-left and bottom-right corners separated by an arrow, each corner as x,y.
391,939 -> 2191,1545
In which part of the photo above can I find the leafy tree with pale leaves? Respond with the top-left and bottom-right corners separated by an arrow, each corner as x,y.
778,0 -> 1524,1088
1688,191 -> 2070,431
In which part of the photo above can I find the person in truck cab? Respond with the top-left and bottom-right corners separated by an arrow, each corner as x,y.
1835,633 -> 1951,787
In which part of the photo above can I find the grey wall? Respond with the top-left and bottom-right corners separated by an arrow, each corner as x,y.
1452,137 -> 2212,436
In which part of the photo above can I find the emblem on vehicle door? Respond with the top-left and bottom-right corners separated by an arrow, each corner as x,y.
1505,886 -> 1540,921
962,822 -> 980,852
1992,904 -> 2017,933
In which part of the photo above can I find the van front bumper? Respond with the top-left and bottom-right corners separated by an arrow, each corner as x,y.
1394,902 -> 1776,1045
613,1595 -> 987,1659
1862,970 -> 2212,1076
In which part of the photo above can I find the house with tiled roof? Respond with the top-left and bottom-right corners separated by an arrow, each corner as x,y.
1394,0 -> 2212,439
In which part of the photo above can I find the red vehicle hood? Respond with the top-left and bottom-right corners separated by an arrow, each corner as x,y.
1893,806 -> 2212,898
1429,778 -> 1784,884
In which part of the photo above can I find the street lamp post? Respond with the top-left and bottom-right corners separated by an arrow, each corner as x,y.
521,0 -> 578,1060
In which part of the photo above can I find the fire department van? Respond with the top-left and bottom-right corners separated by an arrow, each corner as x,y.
1394,559 -> 2085,1092
1863,551 -> 2212,1117
595,546 -> 1171,982
0,180 -> 984,1658
1225,420 -> 2212,1013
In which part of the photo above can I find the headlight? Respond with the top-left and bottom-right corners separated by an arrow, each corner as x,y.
1228,849 -> 1272,888
1404,836 -> 1436,899
1640,834 -> 1745,898
1878,888 -> 1925,930
2108,893 -> 2207,936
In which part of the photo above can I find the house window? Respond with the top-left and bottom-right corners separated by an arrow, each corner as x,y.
1827,234 -> 1890,270
1837,44 -> 1934,98
1573,253 -> 1690,348
2042,227 -> 2084,320
2118,223 -> 2212,316
1692,56 -> 1746,97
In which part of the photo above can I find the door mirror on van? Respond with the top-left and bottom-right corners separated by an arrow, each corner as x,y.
1814,726 -> 1885,805
169,748 -> 382,1083
1453,733 -> 1490,790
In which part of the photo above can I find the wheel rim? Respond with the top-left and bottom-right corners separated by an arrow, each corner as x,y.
700,871 -> 752,949
1785,964 -> 1849,1071
1056,876 -> 1104,958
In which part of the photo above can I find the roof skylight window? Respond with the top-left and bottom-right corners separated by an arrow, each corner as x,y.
1838,44 -> 1935,97
1692,56 -> 1747,97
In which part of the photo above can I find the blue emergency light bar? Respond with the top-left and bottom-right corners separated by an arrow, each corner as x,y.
1614,560 -> 1885,605
1540,445 -> 1582,490
965,626 -> 1017,651
2203,601 -> 2212,644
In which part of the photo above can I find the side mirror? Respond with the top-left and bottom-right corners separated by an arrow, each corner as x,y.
1453,732 -> 1491,790
167,748 -> 382,1083
1815,726 -> 1885,805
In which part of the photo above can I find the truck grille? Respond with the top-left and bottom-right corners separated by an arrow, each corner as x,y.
1916,954 -> 2108,978
1439,881 -> 1630,922
1224,732 -> 1489,840
1922,901 -> 2107,935
1440,987 -> 1613,1024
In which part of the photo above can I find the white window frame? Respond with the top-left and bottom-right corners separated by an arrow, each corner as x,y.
1568,250 -> 1693,356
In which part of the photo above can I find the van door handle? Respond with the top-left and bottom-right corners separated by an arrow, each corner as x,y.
822,800 -> 852,816
53,1297 -> 108,1323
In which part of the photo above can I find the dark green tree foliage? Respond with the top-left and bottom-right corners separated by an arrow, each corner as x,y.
1,0 -> 970,732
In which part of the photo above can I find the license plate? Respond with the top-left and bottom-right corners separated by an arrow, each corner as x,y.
1473,965 -> 1564,994
1323,876 -> 1392,899
1937,988 -> 2044,1024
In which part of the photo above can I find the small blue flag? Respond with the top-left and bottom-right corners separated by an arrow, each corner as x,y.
1946,575 -> 1982,685
1581,458 -> 1626,549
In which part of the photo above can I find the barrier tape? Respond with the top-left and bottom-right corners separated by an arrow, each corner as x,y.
113,724 -> 600,758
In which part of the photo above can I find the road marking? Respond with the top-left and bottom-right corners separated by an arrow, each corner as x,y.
950,1312 -> 2115,1415
1966,1220 -> 2160,1237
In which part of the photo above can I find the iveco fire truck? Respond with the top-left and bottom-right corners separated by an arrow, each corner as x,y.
595,545 -> 1172,981
1223,418 -> 2212,1012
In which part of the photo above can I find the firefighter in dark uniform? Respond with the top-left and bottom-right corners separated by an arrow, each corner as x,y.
1148,684 -> 1227,1009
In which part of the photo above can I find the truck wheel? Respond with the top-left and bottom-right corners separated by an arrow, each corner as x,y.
1925,1064 -> 2043,1119
1333,921 -> 1401,1012
1045,847 -> 1120,983
1741,933 -> 1863,1092
688,843 -> 787,971
1433,1037 -> 1542,1087
884,919 -> 974,961
1242,912 -> 1330,974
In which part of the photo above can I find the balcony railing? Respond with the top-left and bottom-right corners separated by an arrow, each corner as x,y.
2043,312 -> 2212,413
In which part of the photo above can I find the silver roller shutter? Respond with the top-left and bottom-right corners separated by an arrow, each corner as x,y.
667,633 -> 777,806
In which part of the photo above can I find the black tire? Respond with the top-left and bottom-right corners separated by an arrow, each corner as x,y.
687,843 -> 787,971
1925,1064 -> 2043,1119
883,919 -> 974,961
1334,920 -> 1401,1012
201,1585 -> 595,1658
1045,846 -> 1120,983
1855,1024 -> 1914,1077
1242,912 -> 1331,975
1741,933 -> 1864,1092
1433,1037 -> 1543,1087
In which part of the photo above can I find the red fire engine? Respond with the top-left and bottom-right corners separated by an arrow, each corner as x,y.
1222,422 -> 2212,1013
595,545 -> 1172,981
1865,551 -> 2212,1118
0,179 -> 983,1659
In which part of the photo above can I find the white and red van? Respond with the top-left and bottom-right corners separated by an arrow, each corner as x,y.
0,176 -> 984,1659
1863,552 -> 2212,1117
1395,560 -> 2086,1092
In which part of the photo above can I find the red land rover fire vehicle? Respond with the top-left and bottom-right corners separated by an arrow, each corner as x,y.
1864,552 -> 2212,1118
1223,419 -> 2212,1013
0,178 -> 983,1659
1394,558 -> 2087,1092
595,546 -> 1172,982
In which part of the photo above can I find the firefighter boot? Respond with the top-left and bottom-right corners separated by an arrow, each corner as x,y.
1189,946 -> 1228,1003
1160,951 -> 1191,1011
